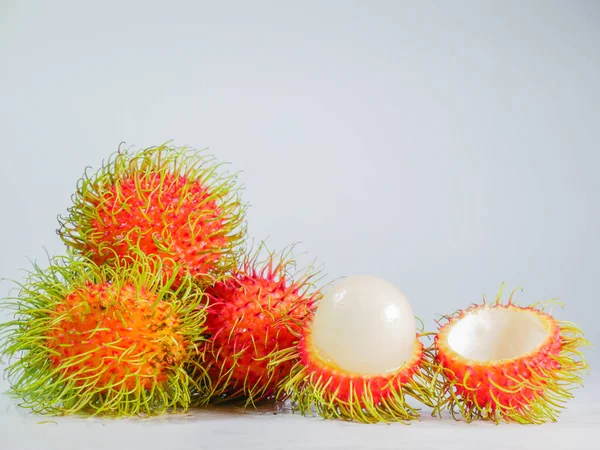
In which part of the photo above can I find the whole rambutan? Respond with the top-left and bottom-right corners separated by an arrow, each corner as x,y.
190,247 -> 322,405
58,143 -> 246,286
433,285 -> 589,424
282,275 -> 439,423
0,252 -> 209,416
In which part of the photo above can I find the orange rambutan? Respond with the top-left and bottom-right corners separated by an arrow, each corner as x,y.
190,247 -> 322,405
0,253 -> 209,416
282,275 -> 438,423
433,285 -> 589,424
58,143 -> 246,285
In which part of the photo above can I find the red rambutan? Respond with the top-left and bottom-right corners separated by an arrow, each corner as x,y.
58,143 -> 246,285
282,275 -> 439,423
191,247 -> 322,405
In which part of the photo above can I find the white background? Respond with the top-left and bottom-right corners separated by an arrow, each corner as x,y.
1,1 -> 599,448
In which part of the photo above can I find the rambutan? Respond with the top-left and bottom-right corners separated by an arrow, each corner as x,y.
282,275 -> 438,423
433,285 -> 589,424
0,253 -> 209,416
58,143 -> 246,286
190,247 -> 322,405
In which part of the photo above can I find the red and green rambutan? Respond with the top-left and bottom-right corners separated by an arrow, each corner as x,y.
0,252 -> 209,416
190,246 -> 322,406
433,285 -> 590,424
58,143 -> 246,286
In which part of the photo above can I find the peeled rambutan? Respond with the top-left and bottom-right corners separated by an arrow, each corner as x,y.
190,247 -> 322,405
282,275 -> 438,423
58,143 -> 246,285
0,253 -> 209,416
433,285 -> 589,424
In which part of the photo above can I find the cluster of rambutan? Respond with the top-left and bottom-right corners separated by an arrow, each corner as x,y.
0,144 -> 321,416
0,144 -> 589,424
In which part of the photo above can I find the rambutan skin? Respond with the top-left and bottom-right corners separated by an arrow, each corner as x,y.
433,293 -> 590,424
297,331 -> 425,408
0,253 -> 209,416
48,283 -> 186,391
281,328 -> 438,423
58,144 -> 246,285
195,249 -> 321,405
436,304 -> 561,411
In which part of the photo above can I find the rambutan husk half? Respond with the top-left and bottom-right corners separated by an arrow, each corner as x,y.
0,252 -> 209,416
188,246 -> 322,406
280,327 -> 440,423
432,286 -> 590,424
58,143 -> 246,286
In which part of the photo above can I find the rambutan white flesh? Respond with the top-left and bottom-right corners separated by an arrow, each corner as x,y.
311,274 -> 416,375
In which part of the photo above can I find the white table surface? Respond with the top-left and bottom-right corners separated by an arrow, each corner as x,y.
1,371 -> 598,450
